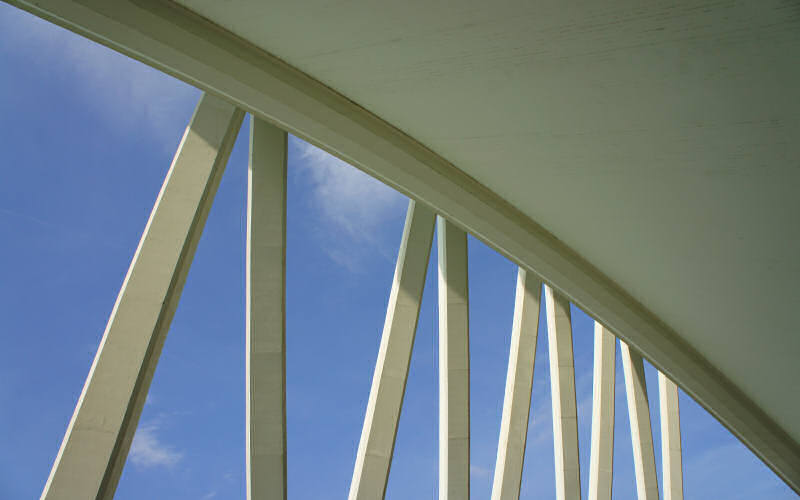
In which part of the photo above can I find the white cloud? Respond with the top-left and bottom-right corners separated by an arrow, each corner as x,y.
293,138 -> 407,269
0,4 -> 199,152
129,420 -> 183,468
470,464 -> 490,478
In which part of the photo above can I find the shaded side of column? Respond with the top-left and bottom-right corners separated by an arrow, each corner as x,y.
659,373 -> 683,500
41,93 -> 244,500
247,117 -> 288,500
491,268 -> 542,500
348,200 -> 436,500
545,285 -> 581,500
438,217 -> 470,500
588,323 -> 616,500
620,341 -> 659,500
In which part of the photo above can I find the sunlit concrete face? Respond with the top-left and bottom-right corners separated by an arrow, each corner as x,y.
437,217 -> 470,500
247,117 -> 288,500
349,200 -> 436,500
175,0 -> 800,448
491,269 -> 541,500
40,93 -> 244,500
545,286 -> 581,500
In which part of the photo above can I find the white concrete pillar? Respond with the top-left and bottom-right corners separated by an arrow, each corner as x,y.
658,373 -> 683,500
348,200 -> 436,500
588,322 -> 616,500
247,117 -> 288,500
491,268 -> 542,500
620,341 -> 659,500
41,93 -> 244,500
544,285 -> 581,500
437,216 -> 470,500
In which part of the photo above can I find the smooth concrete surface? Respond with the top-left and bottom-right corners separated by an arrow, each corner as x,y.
348,200 -> 436,500
437,217 -> 470,500
40,93 -> 244,500
7,1 -> 800,491
621,342 -> 659,500
246,116 -> 288,500
588,323 -> 616,500
658,373 -> 684,500
545,285 -> 581,500
491,269 -> 542,500
174,0 -> 800,463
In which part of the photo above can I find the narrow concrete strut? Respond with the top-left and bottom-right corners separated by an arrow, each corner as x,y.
348,200 -> 436,500
437,216 -> 470,500
246,116 -> 288,500
491,268 -> 542,500
659,373 -> 684,500
40,93 -> 244,500
588,323 -> 616,500
545,285 -> 582,500
621,341 -> 659,500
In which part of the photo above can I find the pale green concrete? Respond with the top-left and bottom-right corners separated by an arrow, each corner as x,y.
545,286 -> 581,500
588,323 -> 616,500
491,269 -> 541,500
173,0 -> 800,464
247,116 -> 288,500
41,93 -> 243,500
348,200 -> 435,500
659,373 -> 684,500
621,342 -> 659,500
437,217 -> 470,500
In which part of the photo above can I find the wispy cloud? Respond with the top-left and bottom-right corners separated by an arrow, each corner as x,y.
293,138 -> 406,269
0,4 -> 199,152
470,464 -> 491,478
129,420 -> 183,468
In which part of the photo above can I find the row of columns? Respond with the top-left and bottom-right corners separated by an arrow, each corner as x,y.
40,93 -> 683,500
351,211 -> 684,500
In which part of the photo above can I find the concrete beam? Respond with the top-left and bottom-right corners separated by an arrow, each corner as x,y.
8,1 -> 800,491
491,268 -> 542,500
659,373 -> 683,500
40,93 -> 244,500
246,116 -> 288,500
544,285 -> 581,500
437,216 -> 470,500
348,200 -> 436,500
588,323 -> 616,500
620,341 -> 659,500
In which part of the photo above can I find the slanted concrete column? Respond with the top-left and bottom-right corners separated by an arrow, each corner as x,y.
658,373 -> 683,500
620,341 -> 659,500
247,117 -> 288,500
545,285 -> 581,500
588,322 -> 616,500
41,93 -> 244,500
348,200 -> 436,500
491,268 -> 542,500
437,216 -> 470,500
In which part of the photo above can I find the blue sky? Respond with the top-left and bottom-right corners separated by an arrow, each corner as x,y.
0,4 -> 795,499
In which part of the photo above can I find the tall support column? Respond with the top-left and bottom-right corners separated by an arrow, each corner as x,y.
348,200 -> 436,500
491,268 -> 542,500
437,217 -> 470,500
544,285 -> 581,500
588,323 -> 616,500
41,94 -> 244,500
658,373 -> 683,500
620,341 -> 659,500
247,117 -> 288,500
